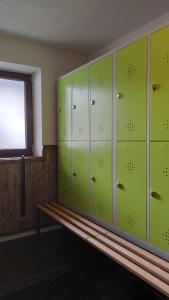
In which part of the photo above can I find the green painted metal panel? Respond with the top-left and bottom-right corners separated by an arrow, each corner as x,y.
116,38 -> 147,141
90,141 -> 112,224
151,26 -> 169,141
58,141 -> 72,205
90,55 -> 112,141
72,66 -> 89,140
57,76 -> 72,140
116,142 -> 146,240
150,142 -> 169,252
72,141 -> 89,213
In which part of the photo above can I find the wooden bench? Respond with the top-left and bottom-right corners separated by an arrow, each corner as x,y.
36,202 -> 169,298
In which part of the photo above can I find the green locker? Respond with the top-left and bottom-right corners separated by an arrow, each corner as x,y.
72,67 -> 89,141
116,142 -> 146,240
116,38 -> 147,141
151,26 -> 169,141
90,141 -> 112,224
150,142 -> 169,252
72,141 -> 89,213
58,141 -> 72,205
90,55 -> 112,141
58,76 -> 72,141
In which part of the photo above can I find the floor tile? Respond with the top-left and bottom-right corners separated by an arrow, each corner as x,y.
0,259 -> 17,296
33,229 -> 91,266
0,236 -> 58,282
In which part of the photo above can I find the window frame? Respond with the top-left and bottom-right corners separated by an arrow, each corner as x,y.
0,70 -> 33,158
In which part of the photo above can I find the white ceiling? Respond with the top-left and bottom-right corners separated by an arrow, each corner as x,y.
0,0 -> 169,54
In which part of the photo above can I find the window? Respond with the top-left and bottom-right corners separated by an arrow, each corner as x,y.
0,71 -> 33,157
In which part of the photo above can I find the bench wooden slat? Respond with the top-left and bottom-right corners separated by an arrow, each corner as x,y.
52,202 -> 108,235
53,202 -> 169,273
37,203 -> 169,298
45,203 -> 169,285
37,204 -> 89,240
86,236 -> 169,298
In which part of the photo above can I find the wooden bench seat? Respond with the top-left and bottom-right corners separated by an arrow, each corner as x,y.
36,202 -> 169,298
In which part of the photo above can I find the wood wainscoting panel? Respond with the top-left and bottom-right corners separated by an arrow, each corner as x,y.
0,145 -> 57,237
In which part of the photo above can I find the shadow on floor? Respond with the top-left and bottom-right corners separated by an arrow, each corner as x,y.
0,229 -> 167,300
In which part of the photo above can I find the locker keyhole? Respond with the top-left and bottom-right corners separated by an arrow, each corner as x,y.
162,167 -> 168,177
126,120 -> 136,135
126,64 -> 136,79
127,214 -> 136,228
162,120 -> 169,130
96,159 -> 104,168
125,160 -> 136,175
162,230 -> 169,245
163,52 -> 169,63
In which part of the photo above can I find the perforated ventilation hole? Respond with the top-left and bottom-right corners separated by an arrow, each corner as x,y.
125,120 -> 136,135
98,77 -> 104,88
162,230 -> 169,245
126,64 -> 136,79
96,124 -> 104,135
79,127 -> 84,135
96,159 -> 104,168
162,167 -> 168,177
162,120 -> 169,130
125,160 -> 136,175
127,214 -> 136,228
163,52 -> 169,63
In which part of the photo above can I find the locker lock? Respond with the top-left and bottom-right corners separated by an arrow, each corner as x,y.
91,100 -> 95,105
152,84 -> 159,91
116,93 -> 122,99
117,182 -> 124,189
72,172 -> 77,177
151,191 -> 160,199
72,104 -> 76,109
90,176 -> 96,182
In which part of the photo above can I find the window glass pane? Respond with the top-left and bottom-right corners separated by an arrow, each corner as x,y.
0,78 -> 26,149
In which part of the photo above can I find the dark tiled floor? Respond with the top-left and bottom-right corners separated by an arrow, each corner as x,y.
0,229 -> 166,299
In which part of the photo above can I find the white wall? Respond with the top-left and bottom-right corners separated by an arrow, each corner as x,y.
0,34 -> 87,147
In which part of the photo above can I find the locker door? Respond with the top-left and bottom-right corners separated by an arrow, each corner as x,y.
57,76 -> 71,140
116,38 -> 147,141
72,141 -> 89,213
72,67 -> 89,140
116,142 -> 146,240
58,141 -> 72,205
90,141 -> 112,224
150,142 -> 169,252
90,55 -> 112,141
151,26 -> 169,141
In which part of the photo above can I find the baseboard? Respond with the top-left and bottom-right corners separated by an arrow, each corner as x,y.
0,225 -> 62,244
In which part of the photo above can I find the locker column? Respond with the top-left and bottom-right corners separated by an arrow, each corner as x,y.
90,55 -> 113,225
116,37 -> 147,241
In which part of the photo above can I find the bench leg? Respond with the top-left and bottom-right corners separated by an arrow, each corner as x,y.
36,209 -> 41,235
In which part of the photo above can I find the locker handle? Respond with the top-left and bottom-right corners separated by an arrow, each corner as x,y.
72,172 -> 77,177
72,104 -> 76,109
151,191 -> 160,199
91,100 -> 95,105
116,93 -> 122,99
90,176 -> 96,182
117,182 -> 124,190
152,84 -> 159,91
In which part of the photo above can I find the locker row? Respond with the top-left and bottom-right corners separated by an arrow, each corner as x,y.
58,25 -> 169,142
58,140 -> 169,254
57,23 -> 169,257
